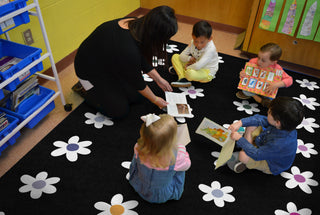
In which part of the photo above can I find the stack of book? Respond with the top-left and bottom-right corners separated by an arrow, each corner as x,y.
0,56 -> 22,73
0,76 -> 40,111
0,112 -> 9,132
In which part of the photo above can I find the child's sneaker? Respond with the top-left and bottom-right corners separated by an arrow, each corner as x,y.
227,152 -> 239,170
72,81 -> 87,97
171,78 -> 192,87
234,162 -> 247,173
236,91 -> 251,99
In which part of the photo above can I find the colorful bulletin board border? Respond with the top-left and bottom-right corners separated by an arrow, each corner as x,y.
237,62 -> 283,98
278,0 -> 306,36
296,0 -> 320,40
259,0 -> 284,31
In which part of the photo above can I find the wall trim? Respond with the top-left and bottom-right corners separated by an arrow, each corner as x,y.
41,7 -> 319,80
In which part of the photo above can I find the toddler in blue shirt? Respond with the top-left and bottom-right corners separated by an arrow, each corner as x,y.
228,97 -> 304,175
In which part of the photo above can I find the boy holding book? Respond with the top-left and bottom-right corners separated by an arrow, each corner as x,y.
236,43 -> 292,107
228,97 -> 304,175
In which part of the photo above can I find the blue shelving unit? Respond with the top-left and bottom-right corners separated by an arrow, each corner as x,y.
0,0 -> 71,153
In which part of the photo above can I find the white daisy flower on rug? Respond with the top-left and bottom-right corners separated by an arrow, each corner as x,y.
296,117 -> 319,133
218,56 -> 224,63
51,136 -> 92,162
166,44 -> 179,53
142,73 -> 153,82
274,202 -> 312,215
233,100 -> 260,115
294,94 -> 320,110
211,151 -> 220,167
223,120 -> 245,135
19,171 -> 60,199
94,193 -> 138,215
296,139 -> 318,158
0,212 -> 5,215
121,161 -> 131,180
296,79 -> 319,90
85,112 -> 114,128
198,181 -> 235,207
281,166 -> 318,194
179,86 -> 204,99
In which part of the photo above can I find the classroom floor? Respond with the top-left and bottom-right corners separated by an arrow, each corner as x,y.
0,12 -> 316,178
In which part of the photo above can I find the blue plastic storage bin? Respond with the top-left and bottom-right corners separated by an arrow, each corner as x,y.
0,39 -> 43,91
0,112 -> 20,155
0,86 -> 55,128
0,0 -> 30,34
0,89 -> 4,100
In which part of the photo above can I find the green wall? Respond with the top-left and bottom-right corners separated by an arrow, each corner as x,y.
2,0 -> 140,70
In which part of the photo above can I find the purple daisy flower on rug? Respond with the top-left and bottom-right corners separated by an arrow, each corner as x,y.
281,166 -> 318,194
274,202 -> 312,215
179,86 -> 204,99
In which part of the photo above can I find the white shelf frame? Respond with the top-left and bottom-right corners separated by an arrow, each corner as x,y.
0,0 -> 68,147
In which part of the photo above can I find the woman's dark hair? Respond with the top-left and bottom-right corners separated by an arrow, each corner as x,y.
192,21 -> 212,39
128,6 -> 177,65
269,97 -> 304,131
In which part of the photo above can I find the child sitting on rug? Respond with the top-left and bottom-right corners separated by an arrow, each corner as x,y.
227,97 -> 304,175
129,113 -> 191,203
236,43 -> 293,107
170,20 -> 219,87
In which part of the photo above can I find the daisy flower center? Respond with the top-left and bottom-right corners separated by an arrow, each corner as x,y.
32,180 -> 46,189
67,143 -> 79,151
301,119 -> 309,126
211,189 -> 224,198
301,99 -> 311,104
188,89 -> 197,94
94,116 -> 106,122
110,205 -> 125,215
290,213 -> 300,215
243,104 -> 252,109
298,145 -> 308,151
294,174 -> 306,183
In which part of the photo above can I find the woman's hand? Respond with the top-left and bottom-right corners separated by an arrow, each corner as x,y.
156,77 -> 173,92
153,96 -> 169,109
147,69 -> 173,92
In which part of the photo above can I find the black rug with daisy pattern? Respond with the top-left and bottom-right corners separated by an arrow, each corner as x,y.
0,41 -> 319,215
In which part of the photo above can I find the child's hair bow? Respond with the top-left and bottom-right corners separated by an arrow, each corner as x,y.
141,113 -> 161,127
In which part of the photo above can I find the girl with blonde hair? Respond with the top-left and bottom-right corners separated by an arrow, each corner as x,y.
129,114 -> 191,203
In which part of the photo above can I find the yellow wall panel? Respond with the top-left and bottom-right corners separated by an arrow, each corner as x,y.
140,0 -> 254,29
2,0 -> 139,71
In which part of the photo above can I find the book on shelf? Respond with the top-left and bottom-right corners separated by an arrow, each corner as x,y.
0,0 -> 10,6
237,62 -> 283,98
165,92 -> 193,118
10,76 -> 40,111
0,56 -> 22,73
0,112 -> 9,132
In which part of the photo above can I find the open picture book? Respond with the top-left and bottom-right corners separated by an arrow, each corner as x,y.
165,92 -> 193,118
196,117 -> 235,169
237,62 -> 283,98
